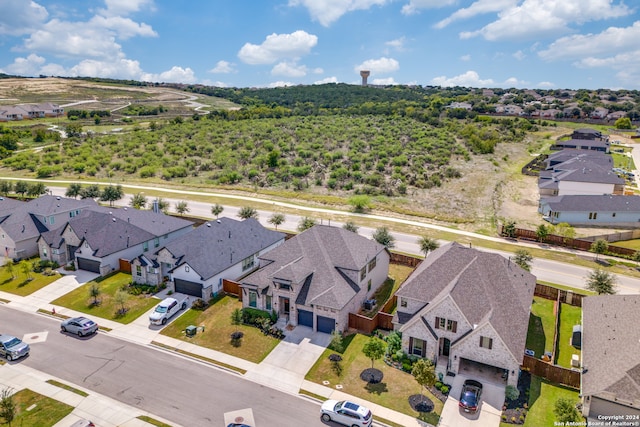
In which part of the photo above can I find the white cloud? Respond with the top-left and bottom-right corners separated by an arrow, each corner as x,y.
460,54 -> 471,61
434,0 -> 516,29
402,0 -> 457,15
289,0 -> 389,27
1,53 -> 46,75
72,58 -> 144,79
0,0 -> 48,36
354,57 -> 399,74
271,61 -> 308,77
238,31 -> 318,65
89,15 -> 157,39
314,76 -> 338,84
385,37 -> 407,51
431,70 -> 494,87
268,81 -> 295,88
537,81 -> 556,88
209,60 -> 235,74
312,67 -> 323,74
100,0 -> 155,17
460,0 -> 631,41
503,77 -> 528,87
372,77 -> 398,85
141,66 -> 197,83
512,50 -> 526,60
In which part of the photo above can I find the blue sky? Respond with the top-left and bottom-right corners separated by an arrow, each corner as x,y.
1,0 -> 639,90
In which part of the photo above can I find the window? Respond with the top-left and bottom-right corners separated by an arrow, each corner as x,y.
49,216 -> 54,225
480,336 -> 493,349
435,317 -> 446,329
143,241 -> 149,252
242,255 -> 255,271
447,319 -> 458,333
136,265 -> 142,276
185,266 -> 190,272
368,257 -> 377,272
612,212 -> 616,217
278,283 -> 291,291
42,246 -> 47,257
265,295 -> 272,311
367,279 -> 371,292
400,298 -> 407,308
154,237 -> 160,247
589,212 -> 598,220
249,291 -> 257,308
360,267 -> 366,281
163,234 -> 168,239
411,338 -> 425,357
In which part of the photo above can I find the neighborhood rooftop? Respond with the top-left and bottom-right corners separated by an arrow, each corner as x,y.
540,194 -> 640,212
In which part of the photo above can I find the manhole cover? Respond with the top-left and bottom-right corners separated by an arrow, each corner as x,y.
31,335 -> 39,340
234,416 -> 244,423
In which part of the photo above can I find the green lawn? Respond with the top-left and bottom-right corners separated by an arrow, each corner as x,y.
0,265 -> 61,296
523,376 -> 581,427
305,333 -> 443,425
51,272 -> 158,324
611,239 -> 640,251
526,297 -> 556,358
161,295 -> 281,363
555,303 -> 582,368
11,388 -> 74,426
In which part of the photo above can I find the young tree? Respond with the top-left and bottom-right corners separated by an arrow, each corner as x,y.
268,213 -> 285,230
130,192 -> 148,209
329,329 -> 344,353
362,336 -> 386,369
590,239 -> 609,261
342,221 -> 359,233
0,387 -> 16,427
297,216 -> 317,232
536,224 -> 549,242
27,182 -> 47,197
554,222 -> 576,243
586,268 -> 617,295
411,359 -> 437,397
0,181 -> 13,196
157,198 -> 170,214
503,221 -> 517,238
114,289 -> 129,315
89,282 -> 101,306
3,260 -> 15,280
80,184 -> 101,199
513,249 -> 533,272
100,184 -> 124,207
14,181 -> 28,199
553,398 -> 582,423
348,195 -> 372,213
231,308 -> 243,332
372,227 -> 395,248
418,236 -> 439,257
211,203 -> 224,218
65,182 -> 82,199
19,260 -> 32,281
175,201 -> 190,216
238,206 -> 258,220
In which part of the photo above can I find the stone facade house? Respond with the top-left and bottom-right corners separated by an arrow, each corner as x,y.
240,225 -> 390,334
393,242 -> 536,387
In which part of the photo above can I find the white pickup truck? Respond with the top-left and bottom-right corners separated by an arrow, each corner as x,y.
149,296 -> 188,325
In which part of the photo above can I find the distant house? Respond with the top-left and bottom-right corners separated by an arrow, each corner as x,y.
590,107 -> 609,119
571,128 -> 606,141
539,194 -> 640,226
606,111 -> 626,121
240,225 -> 390,333
581,295 -> 640,419
38,206 -> 193,275
0,103 -> 63,121
539,108 -> 560,118
495,105 -> 523,115
553,139 -> 610,153
132,217 -> 285,300
538,158 -> 624,197
0,106 -> 25,121
393,242 -> 535,387
445,102 -> 472,110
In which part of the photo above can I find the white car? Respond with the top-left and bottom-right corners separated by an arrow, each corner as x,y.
149,296 -> 188,325
320,400 -> 372,427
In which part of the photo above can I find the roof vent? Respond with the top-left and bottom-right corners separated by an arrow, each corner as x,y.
124,207 -> 127,210
112,218 -> 116,222
206,223 -> 211,227
56,196 -> 60,200
216,219 -> 221,224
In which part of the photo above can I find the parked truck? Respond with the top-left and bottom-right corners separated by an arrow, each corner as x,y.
149,296 -> 188,325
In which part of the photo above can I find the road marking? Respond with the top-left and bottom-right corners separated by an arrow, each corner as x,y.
224,408 -> 255,426
22,331 -> 48,344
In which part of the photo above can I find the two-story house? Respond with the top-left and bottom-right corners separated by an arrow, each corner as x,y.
393,242 -> 535,387
538,158 -> 624,198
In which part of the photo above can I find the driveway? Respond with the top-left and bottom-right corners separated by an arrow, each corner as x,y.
438,374 -> 505,427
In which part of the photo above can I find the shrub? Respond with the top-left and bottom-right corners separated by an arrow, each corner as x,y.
502,415 -> 507,421
440,385 -> 449,394
242,307 -> 272,325
435,381 -> 442,390
191,298 -> 208,310
402,362 -> 412,372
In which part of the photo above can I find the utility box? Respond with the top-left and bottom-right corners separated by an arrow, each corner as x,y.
185,325 -> 197,337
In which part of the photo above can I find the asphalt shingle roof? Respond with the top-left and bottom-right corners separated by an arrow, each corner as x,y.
546,151 -> 613,169
540,194 -> 640,212
538,159 -> 623,185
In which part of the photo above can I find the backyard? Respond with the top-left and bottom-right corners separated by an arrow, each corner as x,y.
0,262 -> 61,296
555,303 -> 582,368
160,294 -> 281,364
305,333 -> 443,425
50,272 -> 158,324
525,297 -> 556,358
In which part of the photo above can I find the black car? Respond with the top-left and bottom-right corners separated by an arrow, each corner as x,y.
459,379 -> 483,413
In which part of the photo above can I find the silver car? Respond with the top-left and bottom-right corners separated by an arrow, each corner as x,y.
0,334 -> 30,361
61,317 -> 98,336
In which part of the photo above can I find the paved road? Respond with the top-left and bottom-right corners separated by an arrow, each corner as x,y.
1,307 -> 331,427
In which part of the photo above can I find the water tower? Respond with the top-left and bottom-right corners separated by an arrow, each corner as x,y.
360,70 -> 370,86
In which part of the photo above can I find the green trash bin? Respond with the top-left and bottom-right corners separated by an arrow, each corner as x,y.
185,325 -> 197,337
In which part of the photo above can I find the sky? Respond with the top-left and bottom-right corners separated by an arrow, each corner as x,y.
0,0 -> 639,90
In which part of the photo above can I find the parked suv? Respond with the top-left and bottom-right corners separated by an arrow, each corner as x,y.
0,334 -> 30,361
320,400 -> 372,427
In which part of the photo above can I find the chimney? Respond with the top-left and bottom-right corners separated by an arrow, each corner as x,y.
152,199 -> 159,214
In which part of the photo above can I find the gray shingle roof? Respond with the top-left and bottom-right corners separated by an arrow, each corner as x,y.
85,204 -> 193,236
541,194 -> 640,212
555,139 -> 609,150
582,295 -> 640,400
242,225 -> 385,310
546,151 -> 613,169
161,217 -> 284,280
395,242 -> 536,360
538,159 -> 623,185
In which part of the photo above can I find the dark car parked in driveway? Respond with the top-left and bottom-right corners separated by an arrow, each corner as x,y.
459,379 -> 483,413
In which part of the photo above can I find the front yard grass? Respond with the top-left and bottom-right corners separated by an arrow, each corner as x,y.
305,333 -> 443,425
555,303 -> 582,368
0,265 -> 61,296
522,376 -> 581,427
526,297 -> 556,358
10,388 -> 74,426
161,294 -> 280,363
51,272 -> 158,324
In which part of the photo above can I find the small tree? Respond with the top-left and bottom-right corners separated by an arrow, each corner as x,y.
553,397 -> 582,423
175,201 -> 190,216
503,221 -> 517,238
130,192 -> 148,209
343,221 -> 359,233
297,216 -> 317,232
418,236 -> 439,257
157,198 -> 170,214
504,384 -> 520,401
114,289 -> 129,315
80,184 -> 101,199
586,267 -> 617,295
0,181 -> 13,196
231,308 -> 243,332
3,260 -> 15,280
65,182 -> 82,199
89,282 -> 101,306
362,336 -> 386,369
633,250 -> 640,264
238,206 -> 258,220
14,181 -> 28,199
591,239 -> 609,261
513,249 -> 533,272
555,222 -> 576,243
329,329 -> 344,353
536,224 -> 549,242
211,203 -> 224,218
411,359 -> 437,397
0,387 -> 16,427
268,213 -> 285,230
19,260 -> 32,281
372,227 -> 395,248
614,117 -> 633,129
100,184 -> 124,207
348,195 -> 372,213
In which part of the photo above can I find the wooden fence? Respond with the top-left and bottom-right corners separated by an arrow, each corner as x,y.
222,279 -> 242,300
534,283 -> 584,308
521,355 -> 580,389
389,252 -> 423,267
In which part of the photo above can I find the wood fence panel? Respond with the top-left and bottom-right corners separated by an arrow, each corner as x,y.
521,355 -> 580,389
348,313 -> 377,334
222,279 -> 242,300
118,258 -> 131,273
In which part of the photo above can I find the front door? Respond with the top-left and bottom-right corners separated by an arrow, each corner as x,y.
440,338 -> 451,357
281,297 -> 290,315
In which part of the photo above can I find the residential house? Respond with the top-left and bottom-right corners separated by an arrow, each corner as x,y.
445,102 -> 472,110
240,225 -> 390,334
590,107 -> 609,119
606,111 -> 627,121
553,139 -> 610,153
571,128 -> 606,141
0,106 -> 25,121
581,295 -> 640,419
393,242 -> 536,387
132,217 -> 285,300
495,105 -> 523,116
544,151 -> 613,170
539,194 -> 640,226
0,195 -> 97,260
38,206 -> 193,275
538,158 -> 624,197
0,103 -> 64,121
